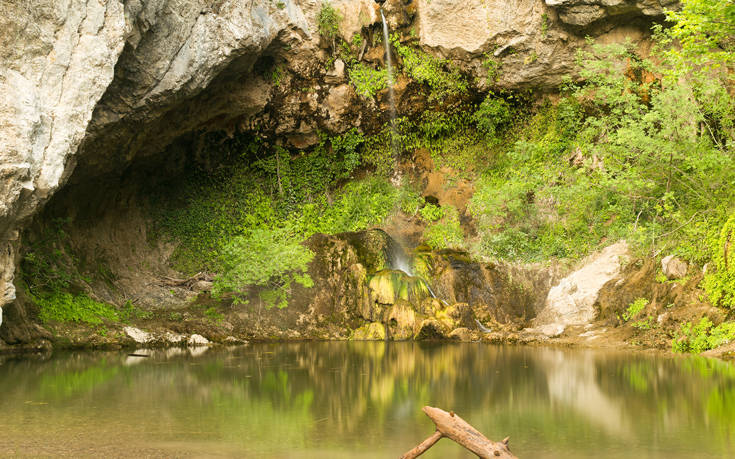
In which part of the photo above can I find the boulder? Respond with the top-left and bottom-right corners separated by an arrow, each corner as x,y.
124,326 -> 152,344
188,334 -> 210,346
448,327 -> 473,342
661,255 -> 688,280
534,241 -> 630,328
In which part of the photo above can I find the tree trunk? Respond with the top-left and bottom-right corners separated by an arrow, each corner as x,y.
400,406 -> 517,459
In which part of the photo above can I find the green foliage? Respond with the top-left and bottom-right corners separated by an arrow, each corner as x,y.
271,65 -> 283,87
349,63 -> 387,98
35,292 -> 119,325
703,214 -> 735,308
469,18 -> 735,264
204,306 -> 225,324
473,95 -> 512,138
212,226 -> 315,308
423,205 -> 464,250
673,317 -> 735,353
318,1 -> 341,46
666,0 -> 735,63
419,203 -> 444,222
391,35 -> 467,101
482,53 -> 501,84
541,13 -> 549,38
623,298 -> 649,321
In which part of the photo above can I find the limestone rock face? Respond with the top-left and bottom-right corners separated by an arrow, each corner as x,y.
0,0 -> 318,314
546,0 -> 677,29
0,0 -> 676,337
416,0 -> 672,89
0,0 -> 128,307
534,242 -> 630,332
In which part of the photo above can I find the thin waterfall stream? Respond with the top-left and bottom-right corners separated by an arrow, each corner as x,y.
386,235 -> 445,304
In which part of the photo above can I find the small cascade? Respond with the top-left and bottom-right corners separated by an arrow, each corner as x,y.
385,234 -> 445,304
380,9 -> 398,156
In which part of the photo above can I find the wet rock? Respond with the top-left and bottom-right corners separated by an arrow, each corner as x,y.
124,327 -> 152,344
384,300 -> 420,340
333,0 -> 379,41
415,318 -> 449,340
436,303 -> 473,330
351,322 -> 386,341
188,334 -> 210,346
448,327 -> 473,342
661,255 -> 688,280
534,241 -> 630,328
369,270 -> 432,305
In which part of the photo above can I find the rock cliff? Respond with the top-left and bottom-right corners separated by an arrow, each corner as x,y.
0,0 -> 675,337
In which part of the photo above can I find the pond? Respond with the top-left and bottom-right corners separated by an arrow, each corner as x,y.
0,342 -> 734,458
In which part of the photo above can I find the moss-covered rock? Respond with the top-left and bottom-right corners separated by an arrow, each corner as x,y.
338,229 -> 393,274
435,302 -> 474,330
369,269 -> 433,305
415,318 -> 449,340
384,300 -> 423,340
351,322 -> 386,341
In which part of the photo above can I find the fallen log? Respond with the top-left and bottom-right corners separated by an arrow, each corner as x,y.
401,406 -> 517,459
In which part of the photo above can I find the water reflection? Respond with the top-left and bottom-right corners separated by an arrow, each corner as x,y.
0,343 -> 734,458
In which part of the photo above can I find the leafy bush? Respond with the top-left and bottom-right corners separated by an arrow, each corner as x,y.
423,206 -> 464,250
419,203 -> 444,222
35,292 -> 119,325
212,226 -> 314,308
673,317 -> 735,353
318,1 -> 341,47
623,298 -> 649,321
473,96 -> 511,138
391,35 -> 467,101
703,214 -> 735,308
349,63 -> 387,98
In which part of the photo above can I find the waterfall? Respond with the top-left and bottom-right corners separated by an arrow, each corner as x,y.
386,235 -> 445,303
380,9 -> 398,156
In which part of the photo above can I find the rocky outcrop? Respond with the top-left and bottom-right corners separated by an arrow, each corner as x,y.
532,241 -> 630,334
546,0 -> 677,29
0,0 -> 676,338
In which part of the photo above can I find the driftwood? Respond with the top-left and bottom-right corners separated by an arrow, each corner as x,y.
401,406 -> 517,459
159,272 -> 213,289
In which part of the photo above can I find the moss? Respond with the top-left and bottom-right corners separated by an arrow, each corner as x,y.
34,292 -> 119,325
351,322 -> 386,340
368,270 -> 432,305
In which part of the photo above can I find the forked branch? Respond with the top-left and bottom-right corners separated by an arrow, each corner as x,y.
401,406 -> 517,459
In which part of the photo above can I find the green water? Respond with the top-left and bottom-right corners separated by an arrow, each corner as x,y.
0,343 -> 734,458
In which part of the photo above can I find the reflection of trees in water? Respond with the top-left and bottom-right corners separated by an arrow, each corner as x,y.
0,345 -> 734,456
